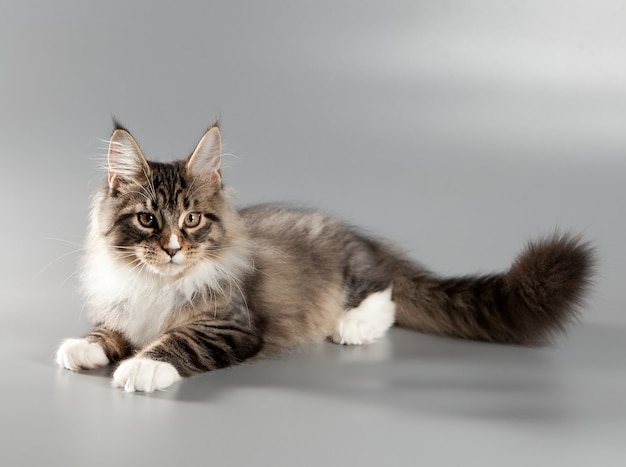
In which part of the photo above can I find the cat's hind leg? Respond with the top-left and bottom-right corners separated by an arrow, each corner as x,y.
332,286 -> 396,345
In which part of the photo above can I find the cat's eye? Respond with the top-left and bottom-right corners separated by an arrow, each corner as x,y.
184,212 -> 202,228
137,212 -> 157,228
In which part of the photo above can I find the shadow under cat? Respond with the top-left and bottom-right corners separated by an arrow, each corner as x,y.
74,322 -> 623,425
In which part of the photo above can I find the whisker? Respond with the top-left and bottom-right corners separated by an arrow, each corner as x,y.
60,271 -> 78,288
124,188 -> 153,204
44,237 -> 85,249
33,248 -> 83,280
127,258 -> 146,275
212,260 -> 251,328
186,179 -> 214,201
221,152 -> 242,160
116,254 -> 138,260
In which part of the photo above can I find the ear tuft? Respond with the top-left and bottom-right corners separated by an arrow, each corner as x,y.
187,125 -> 222,185
111,116 -> 130,133
107,128 -> 150,188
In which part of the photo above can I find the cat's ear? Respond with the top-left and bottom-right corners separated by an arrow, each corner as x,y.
107,128 -> 151,188
187,124 -> 222,185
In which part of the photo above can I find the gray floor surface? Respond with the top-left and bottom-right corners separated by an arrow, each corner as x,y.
2,2 -> 625,466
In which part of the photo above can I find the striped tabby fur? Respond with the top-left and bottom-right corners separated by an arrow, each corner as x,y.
56,121 -> 595,392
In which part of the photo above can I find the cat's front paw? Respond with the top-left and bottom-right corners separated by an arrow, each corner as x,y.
56,338 -> 110,370
112,358 -> 181,392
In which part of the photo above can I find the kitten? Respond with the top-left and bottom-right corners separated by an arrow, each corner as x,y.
56,121 -> 595,392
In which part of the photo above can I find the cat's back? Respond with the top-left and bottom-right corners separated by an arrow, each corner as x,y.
238,203 -> 360,282
239,204 -> 349,246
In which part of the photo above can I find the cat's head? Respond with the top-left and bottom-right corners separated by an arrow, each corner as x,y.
95,122 -> 239,277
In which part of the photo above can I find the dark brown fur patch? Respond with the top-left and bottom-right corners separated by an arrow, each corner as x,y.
85,325 -> 131,363
393,234 -> 595,345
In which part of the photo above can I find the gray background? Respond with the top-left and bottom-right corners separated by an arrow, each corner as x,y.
1,1 -> 625,465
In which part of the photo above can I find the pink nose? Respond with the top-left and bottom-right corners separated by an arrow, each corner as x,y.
162,233 -> 182,257
164,247 -> 180,257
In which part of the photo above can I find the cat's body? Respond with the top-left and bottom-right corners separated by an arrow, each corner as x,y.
56,122 -> 595,392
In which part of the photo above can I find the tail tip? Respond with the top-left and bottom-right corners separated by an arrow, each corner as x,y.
506,232 -> 596,345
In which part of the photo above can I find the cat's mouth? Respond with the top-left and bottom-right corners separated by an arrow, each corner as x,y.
138,251 -> 189,277
161,252 -> 187,270
168,253 -> 185,265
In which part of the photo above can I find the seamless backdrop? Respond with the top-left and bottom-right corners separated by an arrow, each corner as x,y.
1,1 -> 625,466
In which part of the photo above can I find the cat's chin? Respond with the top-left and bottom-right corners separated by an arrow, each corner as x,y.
147,262 -> 189,278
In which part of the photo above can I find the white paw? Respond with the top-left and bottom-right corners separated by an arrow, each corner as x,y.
56,338 -> 109,370
333,286 -> 396,345
112,358 -> 181,392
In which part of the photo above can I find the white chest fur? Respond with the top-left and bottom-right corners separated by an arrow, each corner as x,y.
82,241 -> 252,349
111,280 -> 187,348
83,255 -> 189,348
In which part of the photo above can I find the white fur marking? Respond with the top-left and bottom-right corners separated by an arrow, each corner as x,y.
56,338 -> 109,370
167,234 -> 180,250
332,286 -> 396,345
87,251 -> 251,348
171,251 -> 185,264
113,357 -> 181,392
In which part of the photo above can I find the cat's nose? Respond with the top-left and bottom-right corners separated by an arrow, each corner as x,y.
162,233 -> 182,257
164,247 -> 181,257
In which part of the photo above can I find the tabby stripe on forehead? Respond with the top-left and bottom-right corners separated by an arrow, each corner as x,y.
174,188 -> 186,209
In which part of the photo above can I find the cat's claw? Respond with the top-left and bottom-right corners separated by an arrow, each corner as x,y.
112,357 -> 181,392
56,338 -> 109,370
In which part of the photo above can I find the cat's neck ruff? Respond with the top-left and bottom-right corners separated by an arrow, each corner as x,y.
84,235 -> 253,302
82,233 -> 253,347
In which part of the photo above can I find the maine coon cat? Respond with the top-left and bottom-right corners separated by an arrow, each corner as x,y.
56,122 -> 595,392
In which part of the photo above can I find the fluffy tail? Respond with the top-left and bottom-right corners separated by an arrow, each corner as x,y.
392,234 -> 595,345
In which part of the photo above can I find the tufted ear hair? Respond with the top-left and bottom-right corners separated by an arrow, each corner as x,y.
107,126 -> 151,189
187,124 -> 222,186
